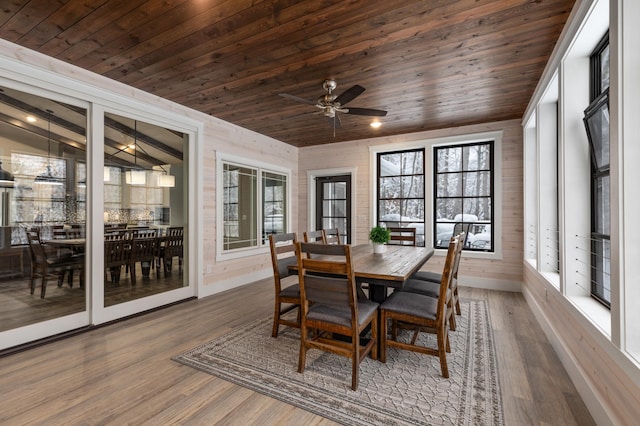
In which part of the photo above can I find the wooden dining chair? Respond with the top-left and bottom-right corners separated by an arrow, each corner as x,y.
26,229 -> 84,298
295,241 -> 379,391
269,233 -> 301,337
387,227 -> 417,246
379,235 -> 459,378
411,231 -> 467,319
303,229 -> 326,243
322,228 -> 341,244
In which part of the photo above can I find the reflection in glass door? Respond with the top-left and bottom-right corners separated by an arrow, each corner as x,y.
103,113 -> 187,307
0,85 -> 88,349
316,175 -> 351,243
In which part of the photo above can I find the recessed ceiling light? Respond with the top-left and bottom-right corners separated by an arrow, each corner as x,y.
26,116 -> 36,123
370,121 -> 382,128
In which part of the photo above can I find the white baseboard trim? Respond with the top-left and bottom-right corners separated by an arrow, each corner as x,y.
199,269 -> 272,298
522,285 -> 613,426
199,271 -> 522,299
458,276 -> 522,292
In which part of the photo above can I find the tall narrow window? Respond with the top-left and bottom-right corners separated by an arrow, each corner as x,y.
434,141 -> 494,251
583,32 -> 610,307
377,149 -> 425,246
223,163 -> 257,251
262,171 -> 287,242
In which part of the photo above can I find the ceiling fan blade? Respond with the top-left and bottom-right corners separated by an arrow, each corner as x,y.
279,93 -> 317,105
334,85 -> 365,106
345,107 -> 388,117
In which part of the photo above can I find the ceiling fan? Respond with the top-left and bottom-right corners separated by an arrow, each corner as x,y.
279,79 -> 387,128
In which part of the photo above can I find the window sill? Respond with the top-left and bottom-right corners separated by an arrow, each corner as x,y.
568,295 -> 611,338
216,245 -> 269,262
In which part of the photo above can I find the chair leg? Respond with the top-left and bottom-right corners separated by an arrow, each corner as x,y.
371,312 -> 378,361
380,312 -> 388,363
351,353 -> 359,391
130,263 -> 137,285
30,270 -> 36,295
272,301 -> 281,338
40,275 -> 47,299
298,328 -> 308,374
454,290 -> 462,315
437,327 -> 449,378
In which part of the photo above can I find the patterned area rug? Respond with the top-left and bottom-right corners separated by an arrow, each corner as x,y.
173,299 -> 503,425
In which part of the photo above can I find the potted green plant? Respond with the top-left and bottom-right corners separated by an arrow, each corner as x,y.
369,225 -> 391,254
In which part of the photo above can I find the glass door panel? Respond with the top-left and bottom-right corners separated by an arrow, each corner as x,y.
0,85 -> 88,348
316,175 -> 351,243
103,113 -> 187,307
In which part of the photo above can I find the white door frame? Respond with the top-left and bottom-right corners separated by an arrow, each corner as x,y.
307,167 -> 358,245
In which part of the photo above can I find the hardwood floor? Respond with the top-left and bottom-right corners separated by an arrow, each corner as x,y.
0,282 -> 595,425
0,262 -> 185,332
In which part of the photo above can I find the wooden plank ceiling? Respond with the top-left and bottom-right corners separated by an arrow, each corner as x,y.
0,0 -> 576,148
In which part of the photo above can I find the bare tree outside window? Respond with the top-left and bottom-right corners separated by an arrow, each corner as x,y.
377,149 -> 425,246
434,141 -> 494,251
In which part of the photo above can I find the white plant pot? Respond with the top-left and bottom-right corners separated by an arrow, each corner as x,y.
372,242 -> 386,254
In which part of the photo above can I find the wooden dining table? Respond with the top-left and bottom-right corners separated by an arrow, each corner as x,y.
349,244 -> 435,303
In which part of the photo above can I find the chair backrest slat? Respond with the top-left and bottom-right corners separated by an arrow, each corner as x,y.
388,227 -> 417,246
323,228 -> 341,245
269,233 -> 298,283
303,229 -> 325,244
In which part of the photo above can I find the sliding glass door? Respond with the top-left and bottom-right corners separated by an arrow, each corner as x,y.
0,83 -> 89,349
102,112 -> 188,309
0,82 -> 194,350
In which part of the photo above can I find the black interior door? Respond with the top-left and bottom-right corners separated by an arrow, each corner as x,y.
315,175 -> 351,243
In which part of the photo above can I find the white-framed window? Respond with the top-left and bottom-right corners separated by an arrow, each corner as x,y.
217,154 -> 290,260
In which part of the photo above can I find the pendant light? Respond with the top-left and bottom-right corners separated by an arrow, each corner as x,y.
34,109 -> 64,186
125,120 -> 146,185
156,164 -> 175,188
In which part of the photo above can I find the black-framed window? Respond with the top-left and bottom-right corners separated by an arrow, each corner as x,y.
583,31 -> 610,308
434,141 -> 494,251
377,149 -> 425,246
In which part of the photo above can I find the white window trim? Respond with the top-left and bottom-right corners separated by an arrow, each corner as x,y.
216,152 -> 291,261
370,130 -> 503,260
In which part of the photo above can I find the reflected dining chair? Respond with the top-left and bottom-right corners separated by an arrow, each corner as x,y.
128,231 -> 158,285
295,242 -> 379,391
268,232 -> 301,338
104,233 -> 130,284
26,229 -> 84,298
387,227 -> 416,246
379,235 -> 459,378
159,226 -> 184,275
